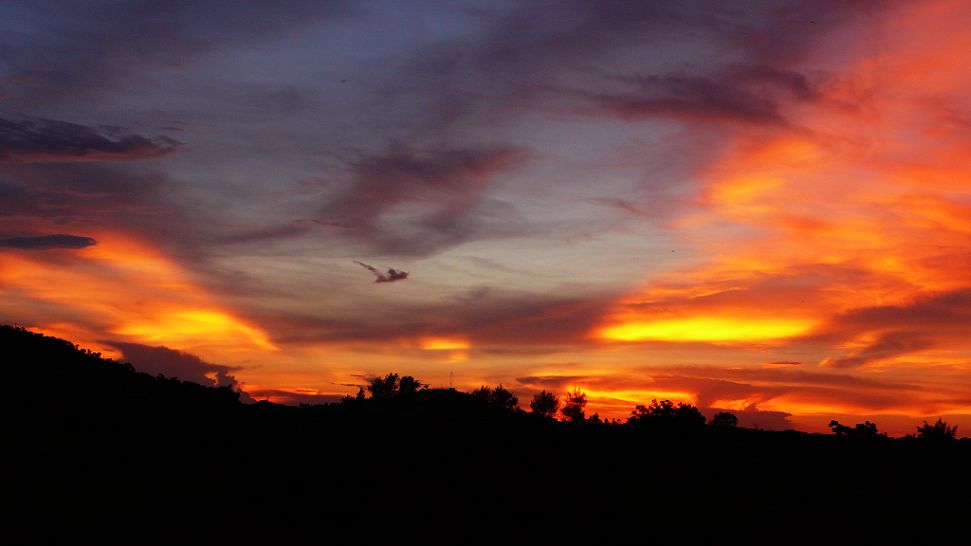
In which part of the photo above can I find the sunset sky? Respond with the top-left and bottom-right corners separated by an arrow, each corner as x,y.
4,1 -> 971,435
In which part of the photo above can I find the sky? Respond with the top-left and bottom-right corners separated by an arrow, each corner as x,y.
3,0 -> 971,435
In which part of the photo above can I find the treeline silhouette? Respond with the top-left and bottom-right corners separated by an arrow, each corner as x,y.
3,325 -> 970,541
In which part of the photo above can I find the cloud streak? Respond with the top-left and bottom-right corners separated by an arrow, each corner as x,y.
0,234 -> 97,250
580,74 -> 790,126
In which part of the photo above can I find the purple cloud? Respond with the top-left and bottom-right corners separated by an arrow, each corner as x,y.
0,118 -> 179,164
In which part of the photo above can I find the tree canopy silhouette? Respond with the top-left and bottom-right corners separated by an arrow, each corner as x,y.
529,390 -> 559,419
828,420 -> 885,439
561,388 -> 587,423
710,411 -> 739,428
367,373 -> 425,398
916,418 -> 958,442
628,399 -> 706,430
471,384 -> 519,410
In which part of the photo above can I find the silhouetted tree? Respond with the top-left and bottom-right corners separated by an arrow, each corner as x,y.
491,385 -> 518,410
561,388 -> 587,423
471,385 -> 491,400
398,375 -> 425,395
829,420 -> 885,439
472,385 -> 519,410
365,373 -> 426,399
368,373 -> 400,398
916,418 -> 958,442
530,390 -> 559,419
628,399 -> 706,429
710,412 -> 739,428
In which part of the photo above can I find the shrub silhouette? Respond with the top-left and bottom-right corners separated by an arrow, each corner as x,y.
561,388 -> 587,423
627,399 -> 706,429
710,411 -> 739,428
828,420 -> 885,439
916,418 -> 958,442
530,390 -> 559,418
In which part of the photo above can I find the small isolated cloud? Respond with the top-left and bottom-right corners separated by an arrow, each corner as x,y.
0,234 -> 97,250
354,261 -> 409,283
0,117 -> 180,164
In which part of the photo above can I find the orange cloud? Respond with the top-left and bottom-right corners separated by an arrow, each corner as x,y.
0,232 -> 275,361
588,1 -> 971,429
598,1 -> 971,361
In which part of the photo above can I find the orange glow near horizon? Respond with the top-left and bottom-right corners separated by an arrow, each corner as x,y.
0,233 -> 276,359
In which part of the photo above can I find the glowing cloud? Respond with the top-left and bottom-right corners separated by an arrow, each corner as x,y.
418,337 -> 470,362
0,232 -> 276,359
419,337 -> 470,351
598,317 -> 815,343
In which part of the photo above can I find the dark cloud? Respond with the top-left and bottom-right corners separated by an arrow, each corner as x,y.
259,289 -> 613,347
107,341 -> 252,401
701,407 -> 793,430
813,290 -> 971,367
0,117 -> 179,164
577,63 -> 822,126
318,145 -> 528,256
0,234 -> 97,250
576,61 -> 826,126
0,164 -> 183,243
822,331 -> 934,369
0,181 -> 39,216
726,64 -> 819,101
391,0 -> 874,136
580,74 -> 789,126
833,290 -> 971,330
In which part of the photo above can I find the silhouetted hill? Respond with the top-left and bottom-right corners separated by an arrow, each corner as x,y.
3,325 -> 242,420
4,325 -> 971,542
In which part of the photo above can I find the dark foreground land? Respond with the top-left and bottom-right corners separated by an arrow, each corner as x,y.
4,325 -> 971,542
